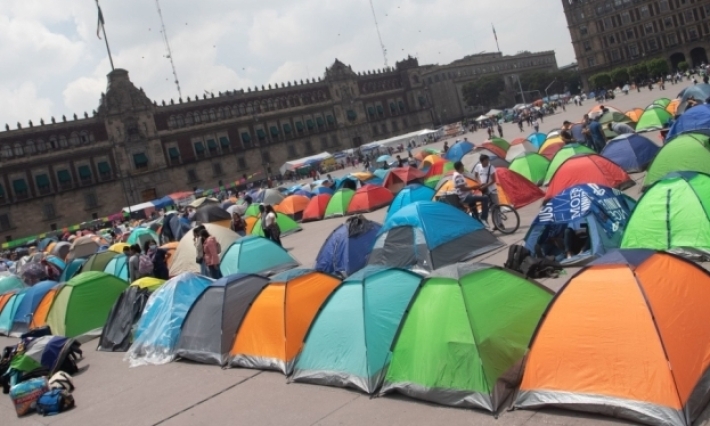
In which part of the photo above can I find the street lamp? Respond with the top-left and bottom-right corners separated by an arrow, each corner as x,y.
544,78 -> 558,100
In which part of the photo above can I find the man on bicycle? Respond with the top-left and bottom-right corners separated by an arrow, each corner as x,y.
453,161 -> 489,227
473,155 -> 498,205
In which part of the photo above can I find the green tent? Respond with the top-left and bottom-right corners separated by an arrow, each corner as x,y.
81,251 -> 120,274
46,271 -> 128,338
652,98 -> 671,108
635,106 -> 672,132
250,213 -> 302,237
643,133 -> 710,187
598,111 -> 633,125
381,264 -> 553,411
543,143 -> 595,185
244,203 -> 261,218
423,176 -> 441,189
623,172 -> 710,257
324,189 -> 355,218
509,153 -> 550,185
0,275 -> 24,294
488,137 -> 510,152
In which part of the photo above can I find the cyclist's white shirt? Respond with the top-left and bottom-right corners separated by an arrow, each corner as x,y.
453,171 -> 470,201
473,164 -> 498,193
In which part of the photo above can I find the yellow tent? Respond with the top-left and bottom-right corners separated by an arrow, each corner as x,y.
109,243 -> 129,253
131,277 -> 166,291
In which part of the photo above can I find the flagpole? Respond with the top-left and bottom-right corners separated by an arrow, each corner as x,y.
492,23 -> 501,53
96,0 -> 115,71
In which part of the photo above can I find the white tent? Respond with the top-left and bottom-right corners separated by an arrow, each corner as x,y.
475,115 -> 489,122
122,202 -> 155,213
169,224 -> 240,276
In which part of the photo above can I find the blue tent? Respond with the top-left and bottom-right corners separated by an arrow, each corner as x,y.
103,255 -> 128,281
10,280 -> 57,336
601,133 -> 660,172
667,104 -> 710,139
386,184 -> 435,222
311,186 -> 334,196
220,236 -> 299,277
524,184 -> 636,265
59,258 -> 85,282
0,289 -> 26,335
127,273 -> 214,366
291,266 -> 423,394
315,217 -> 382,277
444,141 -> 474,162
151,196 -> 175,210
368,201 -> 503,271
373,169 -> 388,180
527,132 -> 547,149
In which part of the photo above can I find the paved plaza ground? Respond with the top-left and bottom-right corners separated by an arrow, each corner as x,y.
2,85 -> 707,425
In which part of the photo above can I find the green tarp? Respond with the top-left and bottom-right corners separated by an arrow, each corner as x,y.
643,133 -> 710,188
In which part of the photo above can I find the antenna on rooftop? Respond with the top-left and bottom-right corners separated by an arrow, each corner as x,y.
155,0 -> 182,98
368,0 -> 388,68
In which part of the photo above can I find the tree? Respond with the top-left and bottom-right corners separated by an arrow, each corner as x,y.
610,67 -> 630,86
462,75 -> 505,108
589,72 -> 612,89
647,58 -> 669,77
678,61 -> 689,72
628,62 -> 649,82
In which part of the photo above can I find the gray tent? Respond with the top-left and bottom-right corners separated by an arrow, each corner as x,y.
174,274 -> 270,366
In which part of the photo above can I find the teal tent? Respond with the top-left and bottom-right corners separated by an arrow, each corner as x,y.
0,289 -> 26,335
220,236 -> 299,277
0,274 -> 24,294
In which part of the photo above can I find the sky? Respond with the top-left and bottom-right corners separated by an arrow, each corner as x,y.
0,0 -> 575,125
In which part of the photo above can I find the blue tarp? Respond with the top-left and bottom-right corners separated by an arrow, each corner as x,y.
601,134 -> 660,172
151,196 -> 175,210
386,184 -> 435,222
444,141 -> 474,162
315,219 -> 382,277
667,104 -> 710,139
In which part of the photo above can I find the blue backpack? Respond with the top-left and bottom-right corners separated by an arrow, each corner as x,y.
35,389 -> 74,416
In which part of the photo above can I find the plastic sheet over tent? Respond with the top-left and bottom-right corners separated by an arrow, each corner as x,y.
230,269 -> 341,374
175,274 -> 270,366
347,185 -> 393,214
169,224 -> 240,276
127,273 -> 213,366
97,285 -> 152,352
10,280 -> 57,336
368,202 -> 503,271
291,266 -> 422,394
381,264 -> 553,411
543,144 -> 595,185
315,216 -> 382,277
667,104 -> 710,139
0,274 -> 24,294
515,250 -> 710,426
545,154 -> 634,200
643,133 -> 710,187
601,133 -> 660,173
220,236 -> 299,277
386,184 -> 435,222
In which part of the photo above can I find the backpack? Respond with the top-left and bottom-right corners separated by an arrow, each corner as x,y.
138,254 -> 153,276
504,245 -> 531,273
35,388 -> 75,416
48,372 -> 74,393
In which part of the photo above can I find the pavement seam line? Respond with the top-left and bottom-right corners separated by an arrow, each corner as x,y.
151,371 -> 263,426
308,394 -> 362,426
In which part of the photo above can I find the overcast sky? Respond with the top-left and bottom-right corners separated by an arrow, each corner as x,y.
0,0 -> 575,125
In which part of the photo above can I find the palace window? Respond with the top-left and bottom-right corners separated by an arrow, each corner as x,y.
13,142 -> 23,156
98,162 -> 111,180
133,153 -> 149,169
25,140 -> 36,155
35,174 -> 51,194
13,178 -> 28,199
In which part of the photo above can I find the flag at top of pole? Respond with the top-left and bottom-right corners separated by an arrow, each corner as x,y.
492,23 -> 500,53
95,0 -> 115,71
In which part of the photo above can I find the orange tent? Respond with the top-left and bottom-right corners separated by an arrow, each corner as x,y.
666,98 -> 681,116
230,269 -> 341,374
0,291 -> 16,314
29,284 -> 62,330
625,108 -> 644,122
479,143 -> 506,159
274,195 -> 311,221
545,154 -> 634,200
516,250 -> 710,426
244,216 -> 258,234
495,168 -> 544,208
383,167 -> 426,194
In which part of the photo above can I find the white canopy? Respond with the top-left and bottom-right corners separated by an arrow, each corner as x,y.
364,128 -> 442,150
122,202 -> 155,213
475,115 -> 489,122
279,152 -> 332,174
486,109 -> 503,116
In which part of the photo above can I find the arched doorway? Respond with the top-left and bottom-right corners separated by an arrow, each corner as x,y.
670,52 -> 686,70
690,47 -> 708,68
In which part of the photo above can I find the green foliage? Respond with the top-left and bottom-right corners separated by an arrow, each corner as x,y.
628,62 -> 649,81
610,67 -> 630,85
517,69 -> 583,97
647,58 -> 669,76
462,75 -> 505,107
678,61 -> 689,72
589,72 -> 612,89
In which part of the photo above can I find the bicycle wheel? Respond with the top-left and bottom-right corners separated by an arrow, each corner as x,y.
491,204 -> 520,235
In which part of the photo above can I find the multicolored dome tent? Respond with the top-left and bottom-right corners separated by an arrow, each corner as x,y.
545,154 -> 634,200
509,153 -> 550,186
381,263 -> 552,412
9,280 -> 57,337
516,250 -> 710,426
635,106 -> 673,132
643,133 -> 710,188
324,189 -> 355,218
543,144 -> 595,185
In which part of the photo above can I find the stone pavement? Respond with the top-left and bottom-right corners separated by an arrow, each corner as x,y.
2,86 -> 706,425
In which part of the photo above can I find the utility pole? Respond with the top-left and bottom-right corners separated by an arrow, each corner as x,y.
155,0 -> 182,99
368,0 -> 388,68
95,0 -> 115,71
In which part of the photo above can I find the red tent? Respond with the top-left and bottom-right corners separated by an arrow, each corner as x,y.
347,185 -> 394,214
539,142 -> 564,160
496,168 -> 545,208
383,167 -> 426,194
480,143 -> 507,159
424,159 -> 452,178
302,194 -> 332,222
545,154 -> 634,200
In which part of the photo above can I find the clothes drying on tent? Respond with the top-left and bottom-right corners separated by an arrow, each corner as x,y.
169,224 -> 240,276
193,204 -> 231,227
383,167 -> 426,194
230,269 -> 341,374
315,216 -> 382,277
324,189 -> 355,218
622,172 -> 710,259
10,280 -> 57,337
347,185 -> 393,214
515,250 -> 710,426
0,289 -> 26,335
543,144 -> 596,185
220,236 -> 299,277
386,184 -> 435,222
509,153 -> 550,185
495,168 -> 545,209
368,202 -> 503,271
175,274 -> 270,366
601,133 -> 660,173
302,194 -> 331,222
643,133 -> 710,187
381,263 -> 553,411
127,273 -> 214,366
46,271 -> 128,338
525,184 -> 636,265
291,266 -> 423,394
250,214 -> 302,237
545,154 -> 634,200
97,286 -> 152,352
275,195 -> 310,221
667,104 -> 710,139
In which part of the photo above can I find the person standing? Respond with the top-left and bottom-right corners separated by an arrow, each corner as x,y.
588,116 -> 606,152
497,123 -> 503,138
473,155 -> 499,206
453,161 -> 489,227
259,205 -> 271,240
201,229 -> 222,279
128,244 -> 142,283
264,205 -> 282,246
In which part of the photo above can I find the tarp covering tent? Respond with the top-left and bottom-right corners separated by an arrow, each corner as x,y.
543,144 -> 595,185
643,133 -> 710,187
601,133 -> 660,173
545,154 -> 634,200
29,284 -> 62,330
368,202 -> 503,271
509,153 -> 550,185
251,214 -> 302,237
0,290 -> 25,335
291,266 -> 423,394
230,269 -> 341,374
46,271 -> 128,338
10,280 -> 57,336
386,184 -> 435,222
220,236 -> 299,277
126,228 -> 159,247
81,251 -> 120,273
194,204 -> 231,228
169,224 -> 240,276
383,167 -> 426,194
302,194 -> 331,222
97,285 -> 152,352
347,185 -> 393,214
324,189 -> 355,218
381,263 -> 553,411
315,216 -> 382,277
667,104 -> 710,139
515,250 -> 710,426
495,168 -> 545,209
635,106 -> 672,132
622,172 -> 710,259
274,195 -> 310,221
175,274 -> 270,366
0,274 -> 24,294
103,255 -> 128,282
127,273 -> 213,366
525,184 -> 636,265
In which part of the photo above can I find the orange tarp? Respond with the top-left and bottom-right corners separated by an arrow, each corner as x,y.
29,286 -> 60,330
230,271 -> 341,374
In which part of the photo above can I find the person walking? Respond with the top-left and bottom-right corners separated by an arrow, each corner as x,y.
264,205 -> 282,246
259,204 -> 271,240
497,123 -> 503,138
201,229 -> 222,279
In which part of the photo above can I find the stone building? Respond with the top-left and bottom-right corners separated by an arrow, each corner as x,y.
562,0 -> 710,89
0,51 -> 557,242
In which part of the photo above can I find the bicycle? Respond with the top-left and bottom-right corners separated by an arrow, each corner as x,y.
439,193 -> 520,235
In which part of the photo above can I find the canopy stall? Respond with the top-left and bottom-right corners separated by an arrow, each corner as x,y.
362,129 -> 441,152
279,152 -> 333,175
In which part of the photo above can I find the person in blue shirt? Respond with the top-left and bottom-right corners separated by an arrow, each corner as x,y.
587,116 -> 606,152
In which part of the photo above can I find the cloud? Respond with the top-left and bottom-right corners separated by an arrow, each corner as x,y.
0,82 -> 53,126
